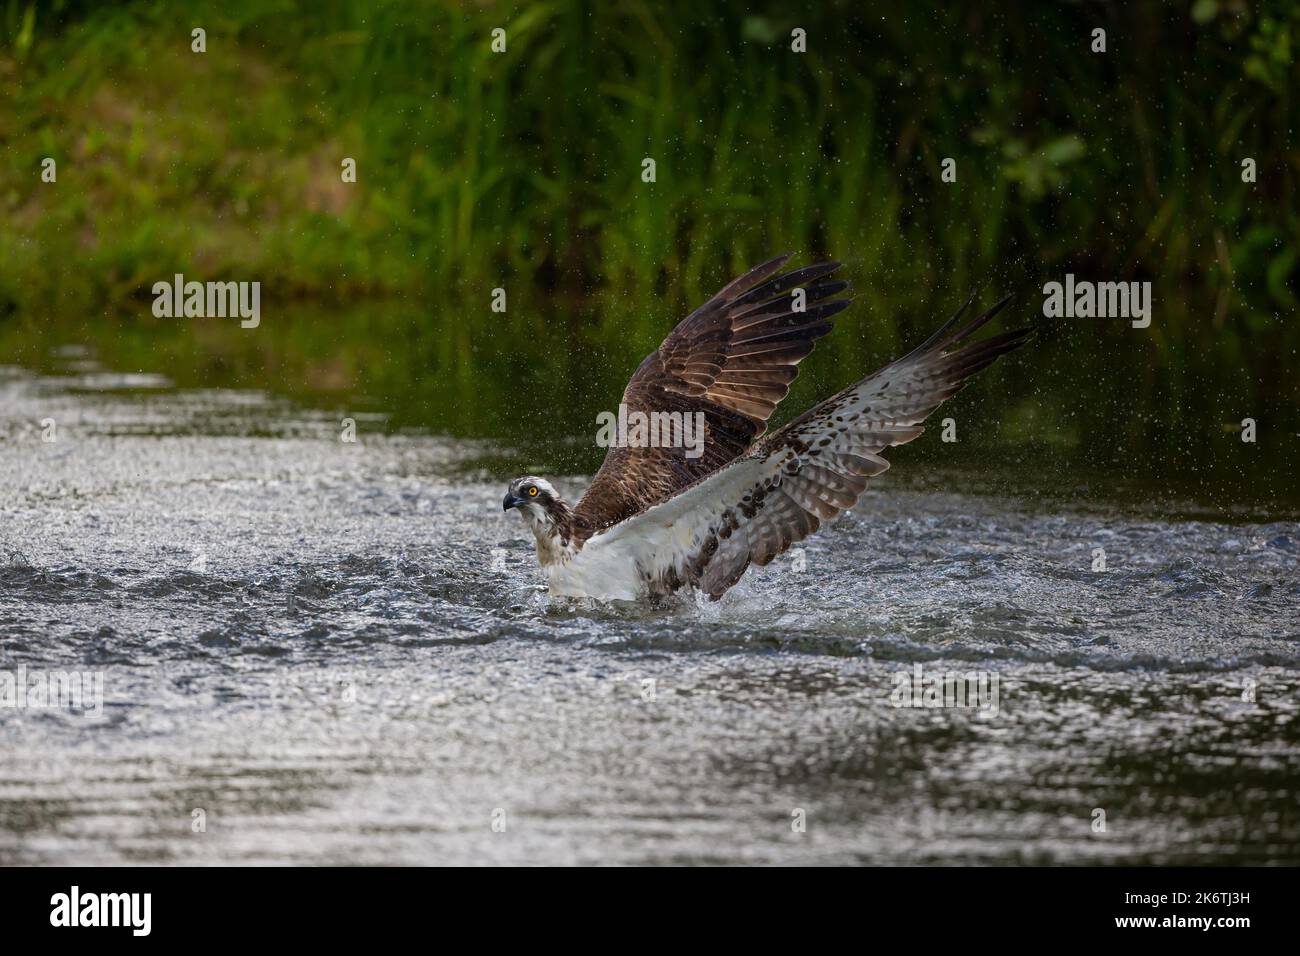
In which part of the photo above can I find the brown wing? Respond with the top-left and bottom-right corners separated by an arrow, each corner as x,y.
574,254 -> 850,537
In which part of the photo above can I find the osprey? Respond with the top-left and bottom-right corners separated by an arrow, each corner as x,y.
504,254 -> 1029,601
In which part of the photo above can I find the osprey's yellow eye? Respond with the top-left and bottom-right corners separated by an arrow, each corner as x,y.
528,486 -> 539,497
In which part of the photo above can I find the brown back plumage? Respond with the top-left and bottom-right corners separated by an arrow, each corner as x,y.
573,254 -> 849,538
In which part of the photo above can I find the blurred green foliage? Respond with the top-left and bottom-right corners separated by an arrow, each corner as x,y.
0,0 -> 1296,494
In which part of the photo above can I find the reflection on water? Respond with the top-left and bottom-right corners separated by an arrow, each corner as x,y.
1,346 -> 1297,865
1,297 -> 1296,501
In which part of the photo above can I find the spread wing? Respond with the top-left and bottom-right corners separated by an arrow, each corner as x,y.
582,295 -> 1030,599
574,254 -> 850,536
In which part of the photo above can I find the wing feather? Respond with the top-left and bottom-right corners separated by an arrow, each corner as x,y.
574,256 -> 848,536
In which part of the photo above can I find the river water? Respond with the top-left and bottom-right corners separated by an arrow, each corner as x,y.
2,359 -> 1298,865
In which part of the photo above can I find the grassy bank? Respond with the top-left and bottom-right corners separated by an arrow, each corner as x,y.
2,1 -> 1295,310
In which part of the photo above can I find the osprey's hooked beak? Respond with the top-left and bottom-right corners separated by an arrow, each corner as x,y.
503,492 -> 525,512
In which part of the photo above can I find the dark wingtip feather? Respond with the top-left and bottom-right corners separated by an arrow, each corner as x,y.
940,293 -> 1015,350
904,293 -> 1017,361
731,261 -> 845,309
939,325 -> 1033,386
712,253 -> 795,302
901,294 -> 973,361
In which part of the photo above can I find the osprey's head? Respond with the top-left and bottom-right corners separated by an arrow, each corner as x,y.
503,476 -> 563,521
503,477 -> 575,565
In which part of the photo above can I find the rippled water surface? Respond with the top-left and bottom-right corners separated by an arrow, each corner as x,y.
2,361 -> 1298,865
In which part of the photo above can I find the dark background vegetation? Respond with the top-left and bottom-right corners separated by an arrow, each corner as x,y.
0,0 -> 1296,503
